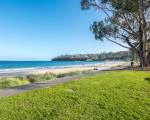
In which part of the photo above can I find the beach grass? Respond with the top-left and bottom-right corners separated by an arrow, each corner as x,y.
56,71 -> 81,78
26,73 -> 56,83
0,71 -> 149,120
0,73 -> 56,89
0,77 -> 29,89
0,71 -> 92,89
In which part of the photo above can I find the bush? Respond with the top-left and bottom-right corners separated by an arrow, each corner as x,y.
0,73 -> 56,89
57,71 -> 80,78
0,70 -> 93,89
27,73 -> 56,83
0,77 -> 29,89
81,70 -> 92,74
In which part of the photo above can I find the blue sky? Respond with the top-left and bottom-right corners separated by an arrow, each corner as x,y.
0,0 -> 126,60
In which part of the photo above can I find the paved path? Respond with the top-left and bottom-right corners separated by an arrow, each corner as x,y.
0,71 -> 103,97
0,66 -> 128,97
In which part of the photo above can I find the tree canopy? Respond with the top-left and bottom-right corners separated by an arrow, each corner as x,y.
81,0 -> 150,67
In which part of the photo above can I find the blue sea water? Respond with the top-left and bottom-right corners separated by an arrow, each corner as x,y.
0,61 -> 105,70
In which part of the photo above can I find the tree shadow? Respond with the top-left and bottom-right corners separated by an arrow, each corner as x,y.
144,78 -> 150,83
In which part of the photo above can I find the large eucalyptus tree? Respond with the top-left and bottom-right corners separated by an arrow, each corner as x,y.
81,0 -> 150,67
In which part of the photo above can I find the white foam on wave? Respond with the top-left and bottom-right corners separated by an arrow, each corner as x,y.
0,61 -> 121,74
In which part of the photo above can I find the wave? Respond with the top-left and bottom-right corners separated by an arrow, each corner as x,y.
0,61 -> 122,73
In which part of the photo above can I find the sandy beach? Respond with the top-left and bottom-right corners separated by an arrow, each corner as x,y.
0,61 -> 129,77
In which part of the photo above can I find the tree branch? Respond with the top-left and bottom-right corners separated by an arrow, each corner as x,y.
89,3 -> 111,19
104,37 -> 130,49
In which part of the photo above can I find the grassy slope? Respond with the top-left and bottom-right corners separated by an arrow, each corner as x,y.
0,71 -> 150,120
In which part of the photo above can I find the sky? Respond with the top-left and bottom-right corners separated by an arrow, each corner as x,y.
0,0 -> 126,61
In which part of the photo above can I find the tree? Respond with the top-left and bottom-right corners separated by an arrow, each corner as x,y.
81,0 -> 150,67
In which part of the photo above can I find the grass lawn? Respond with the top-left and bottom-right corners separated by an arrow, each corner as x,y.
0,71 -> 150,120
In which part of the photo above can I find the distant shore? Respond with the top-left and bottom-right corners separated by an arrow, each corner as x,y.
0,61 -> 129,77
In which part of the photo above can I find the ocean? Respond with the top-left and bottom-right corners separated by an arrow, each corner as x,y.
0,61 -> 106,71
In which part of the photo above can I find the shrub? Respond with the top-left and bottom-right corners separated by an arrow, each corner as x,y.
27,73 -> 56,83
0,77 -> 29,89
57,71 -> 80,78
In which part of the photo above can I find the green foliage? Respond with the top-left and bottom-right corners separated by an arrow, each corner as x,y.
0,77 -> 29,89
57,72 -> 80,78
91,21 -> 114,40
0,71 -> 149,120
27,73 -> 56,83
0,73 -> 56,89
81,0 -> 150,67
80,0 -> 89,9
52,51 -> 131,61
81,70 -> 92,74
0,71 -> 92,89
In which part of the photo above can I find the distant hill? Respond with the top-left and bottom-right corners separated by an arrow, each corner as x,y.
52,51 -> 132,61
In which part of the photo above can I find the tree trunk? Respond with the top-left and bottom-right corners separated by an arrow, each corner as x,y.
139,53 -> 144,68
147,52 -> 150,67
138,0 -> 148,68
138,52 -> 150,68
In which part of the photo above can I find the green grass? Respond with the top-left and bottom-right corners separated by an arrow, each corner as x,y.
56,70 -> 92,78
0,71 -> 149,120
26,73 -> 56,83
0,77 -> 29,89
0,73 -> 56,89
0,71 -> 92,89
57,71 -> 81,78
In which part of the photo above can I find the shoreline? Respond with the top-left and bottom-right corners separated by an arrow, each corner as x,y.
0,61 -> 130,77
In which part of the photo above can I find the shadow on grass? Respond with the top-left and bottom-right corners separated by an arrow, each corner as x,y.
145,78 -> 150,83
